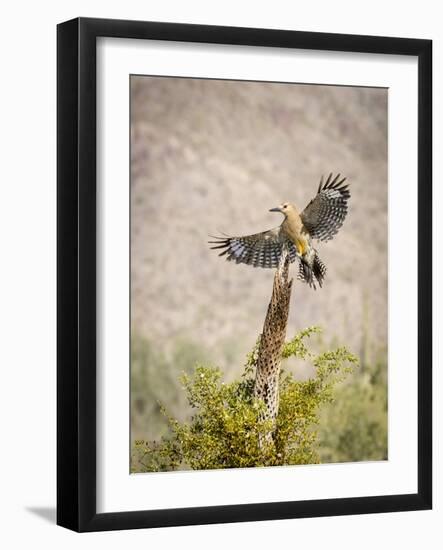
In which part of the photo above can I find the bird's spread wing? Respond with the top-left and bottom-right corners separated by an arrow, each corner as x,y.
209,227 -> 298,268
300,173 -> 350,242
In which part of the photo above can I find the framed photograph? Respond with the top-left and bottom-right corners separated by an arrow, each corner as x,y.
57,17 -> 432,532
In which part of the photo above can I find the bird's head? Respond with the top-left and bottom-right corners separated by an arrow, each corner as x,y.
269,202 -> 296,218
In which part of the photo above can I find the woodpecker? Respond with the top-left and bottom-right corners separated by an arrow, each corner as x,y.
209,173 -> 350,289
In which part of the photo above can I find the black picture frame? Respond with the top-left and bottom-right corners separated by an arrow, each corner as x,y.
57,17 -> 432,532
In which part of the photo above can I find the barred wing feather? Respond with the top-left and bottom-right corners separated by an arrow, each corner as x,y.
301,173 -> 350,242
209,227 -> 298,268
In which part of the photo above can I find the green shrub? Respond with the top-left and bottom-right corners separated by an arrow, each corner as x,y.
131,327 -> 358,472
317,356 -> 387,463
131,335 -> 207,441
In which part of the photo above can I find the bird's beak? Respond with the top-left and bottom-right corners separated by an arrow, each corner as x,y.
269,207 -> 282,213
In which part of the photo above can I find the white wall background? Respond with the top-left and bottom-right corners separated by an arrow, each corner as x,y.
0,1 -> 439,548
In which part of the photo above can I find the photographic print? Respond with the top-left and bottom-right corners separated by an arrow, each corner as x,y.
130,75 -> 388,474
57,18 -> 431,530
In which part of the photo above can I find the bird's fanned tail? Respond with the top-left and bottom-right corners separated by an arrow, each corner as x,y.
297,251 -> 327,290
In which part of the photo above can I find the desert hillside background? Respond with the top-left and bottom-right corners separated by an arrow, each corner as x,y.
130,76 -> 388,460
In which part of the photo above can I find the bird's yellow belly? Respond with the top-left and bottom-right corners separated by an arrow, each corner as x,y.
293,237 -> 308,255
282,220 -> 309,255
285,229 -> 308,255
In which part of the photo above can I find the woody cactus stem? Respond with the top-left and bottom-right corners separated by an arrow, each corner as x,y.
254,247 -> 293,440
